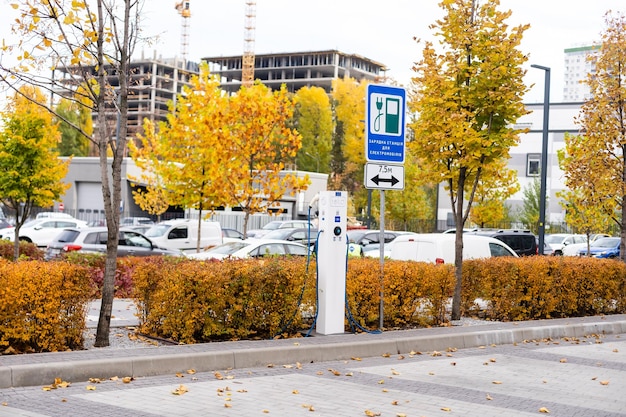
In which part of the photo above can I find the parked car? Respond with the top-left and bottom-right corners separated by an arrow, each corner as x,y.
120,217 -> 154,226
143,219 -> 222,251
577,237 -> 621,259
562,234 -> 612,256
125,224 -> 154,235
389,233 -> 518,264
467,229 -> 538,256
0,219 -> 13,231
187,239 -> 310,260
44,227 -> 183,260
0,218 -> 88,247
544,233 -> 587,256
246,220 -> 314,239
262,227 -> 319,247
348,230 -> 415,258
442,227 -> 478,234
222,228 -> 244,243
35,212 -> 74,220
537,237 -> 555,256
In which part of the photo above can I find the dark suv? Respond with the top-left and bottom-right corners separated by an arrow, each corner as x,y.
468,229 -> 538,256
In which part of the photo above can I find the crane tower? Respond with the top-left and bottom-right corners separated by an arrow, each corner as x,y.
242,1 -> 256,87
175,1 -> 191,62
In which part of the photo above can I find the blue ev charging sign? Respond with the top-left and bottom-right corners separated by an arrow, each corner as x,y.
365,84 -> 406,164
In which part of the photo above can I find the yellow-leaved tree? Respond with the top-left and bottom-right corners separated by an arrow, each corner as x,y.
1,0 -> 147,346
131,64 -> 228,251
563,12 -> 626,261
222,83 -> 309,237
409,0 -> 529,320
468,160 -> 519,228
331,77 -> 367,213
0,86 -> 70,260
293,86 -> 333,173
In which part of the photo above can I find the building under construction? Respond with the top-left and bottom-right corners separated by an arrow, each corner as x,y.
204,49 -> 388,94
52,55 -> 198,147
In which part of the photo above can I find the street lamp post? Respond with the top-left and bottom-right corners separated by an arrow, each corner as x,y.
531,64 -> 550,255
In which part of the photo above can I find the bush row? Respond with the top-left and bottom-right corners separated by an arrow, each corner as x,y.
1,253 -> 625,350
0,259 -> 91,353
462,256 -> 626,320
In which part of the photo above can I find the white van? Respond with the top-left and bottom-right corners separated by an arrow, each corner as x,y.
389,233 -> 518,264
144,219 -> 222,251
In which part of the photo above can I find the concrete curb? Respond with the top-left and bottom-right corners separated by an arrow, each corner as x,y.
2,317 -> 625,389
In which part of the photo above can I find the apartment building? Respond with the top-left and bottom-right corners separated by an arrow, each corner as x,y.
53,55 -> 199,144
563,44 -> 600,102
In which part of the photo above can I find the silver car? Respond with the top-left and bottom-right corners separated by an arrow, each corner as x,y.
44,227 -> 183,260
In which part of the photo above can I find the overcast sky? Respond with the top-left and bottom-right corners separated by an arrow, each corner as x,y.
1,1 -> 625,102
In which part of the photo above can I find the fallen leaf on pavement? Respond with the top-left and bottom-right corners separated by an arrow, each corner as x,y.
172,384 -> 188,395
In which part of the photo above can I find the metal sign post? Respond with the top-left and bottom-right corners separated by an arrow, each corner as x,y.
364,84 -> 407,331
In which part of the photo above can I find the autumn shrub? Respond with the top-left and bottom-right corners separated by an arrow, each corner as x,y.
346,259 -> 455,329
60,252 -> 136,298
0,240 -> 44,260
465,256 -> 626,321
0,259 -> 92,353
128,255 -> 625,344
132,257 -> 313,343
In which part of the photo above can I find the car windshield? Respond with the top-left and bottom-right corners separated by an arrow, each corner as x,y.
263,229 -> 293,240
545,235 -> 566,244
203,241 -> 250,255
591,238 -> 619,248
261,221 -> 282,231
144,224 -> 170,238
22,219 -> 41,228
347,230 -> 367,243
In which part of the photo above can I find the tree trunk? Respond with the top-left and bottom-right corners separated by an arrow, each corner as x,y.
94,0 -> 132,347
451,171 -> 467,321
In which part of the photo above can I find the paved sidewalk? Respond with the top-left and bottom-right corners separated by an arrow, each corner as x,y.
0,315 -> 625,417
1,314 -> 625,390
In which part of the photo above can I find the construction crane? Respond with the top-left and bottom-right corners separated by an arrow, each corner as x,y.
242,1 -> 256,87
174,0 -> 191,62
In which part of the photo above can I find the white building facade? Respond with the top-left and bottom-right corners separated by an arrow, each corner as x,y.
436,101 -> 584,229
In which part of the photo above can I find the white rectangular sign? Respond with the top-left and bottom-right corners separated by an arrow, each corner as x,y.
364,163 -> 404,190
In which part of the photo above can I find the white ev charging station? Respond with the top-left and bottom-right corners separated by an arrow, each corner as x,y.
315,191 -> 348,335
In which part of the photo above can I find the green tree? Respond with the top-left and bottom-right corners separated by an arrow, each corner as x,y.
469,160 -> 519,228
408,0 -> 529,319
518,177 -> 545,234
0,86 -> 70,260
54,97 -> 92,157
558,188 -> 610,255
566,12 -> 626,261
293,86 -> 333,173
1,0 -> 145,347
383,152 -> 433,231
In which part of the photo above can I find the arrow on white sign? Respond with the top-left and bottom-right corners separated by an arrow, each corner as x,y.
371,174 -> 400,187
364,163 -> 405,190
